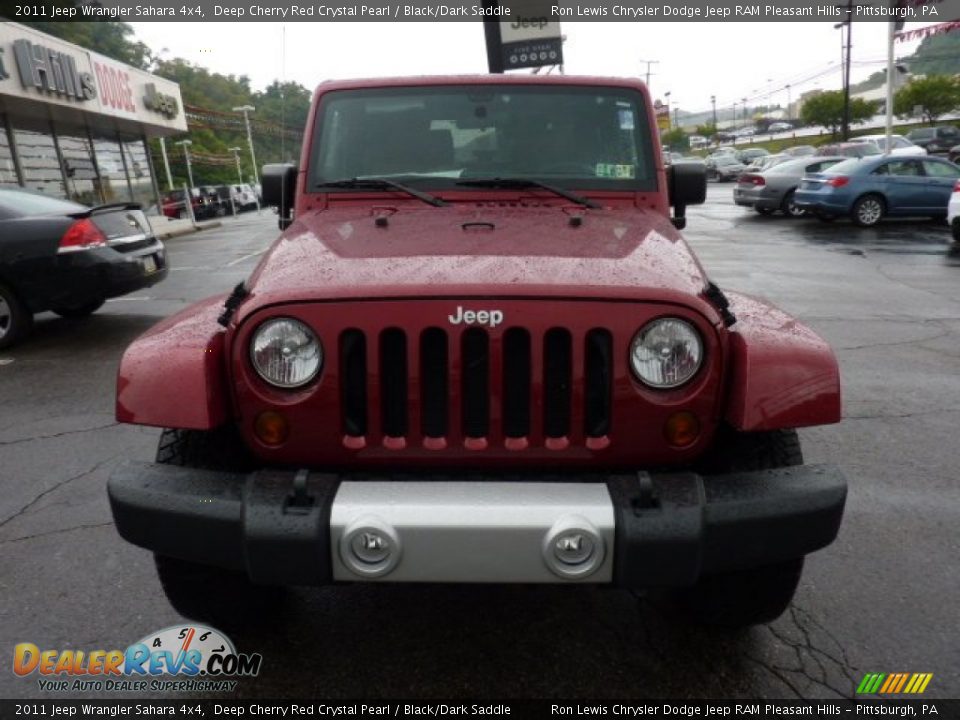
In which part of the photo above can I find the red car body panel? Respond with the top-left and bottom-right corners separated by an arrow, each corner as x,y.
229,298 -> 726,469
724,292 -> 841,431
116,294 -> 229,430
240,203 -> 715,314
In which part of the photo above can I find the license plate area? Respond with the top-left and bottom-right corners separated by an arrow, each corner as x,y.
142,255 -> 157,274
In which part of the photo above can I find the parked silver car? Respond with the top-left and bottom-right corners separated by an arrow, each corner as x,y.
734,156 -> 846,217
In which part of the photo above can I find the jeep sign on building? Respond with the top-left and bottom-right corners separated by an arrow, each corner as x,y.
0,21 -> 186,208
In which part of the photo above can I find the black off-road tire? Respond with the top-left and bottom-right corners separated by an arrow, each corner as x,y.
52,299 -> 105,319
0,282 -> 32,350
664,428 -> 806,627
153,426 -> 283,626
671,557 -> 805,628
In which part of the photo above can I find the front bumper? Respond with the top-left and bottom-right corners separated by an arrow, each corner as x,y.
108,463 -> 846,588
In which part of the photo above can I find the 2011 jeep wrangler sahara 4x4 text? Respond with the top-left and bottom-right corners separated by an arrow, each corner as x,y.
108,76 -> 846,628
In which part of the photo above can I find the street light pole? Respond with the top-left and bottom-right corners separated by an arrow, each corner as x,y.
158,137 -> 174,190
785,84 -> 792,120
710,95 -> 717,130
175,139 -> 194,189
233,104 -> 260,194
664,90 -> 671,130
229,146 -> 244,184
742,97 -> 748,127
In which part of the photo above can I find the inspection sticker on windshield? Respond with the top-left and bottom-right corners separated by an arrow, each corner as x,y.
596,163 -> 635,179
618,109 -> 635,130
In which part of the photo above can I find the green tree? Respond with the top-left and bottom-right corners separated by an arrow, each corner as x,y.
661,128 -> 689,151
14,21 -> 153,69
893,75 -> 960,126
800,91 -> 878,137
695,123 -> 718,139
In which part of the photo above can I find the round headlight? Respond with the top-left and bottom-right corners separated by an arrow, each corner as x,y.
250,318 -> 322,388
629,318 -> 703,389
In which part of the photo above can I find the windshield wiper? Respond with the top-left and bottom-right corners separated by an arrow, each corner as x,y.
455,178 -> 601,209
316,178 -> 448,207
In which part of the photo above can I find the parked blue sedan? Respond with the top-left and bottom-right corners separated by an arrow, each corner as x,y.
793,155 -> 960,227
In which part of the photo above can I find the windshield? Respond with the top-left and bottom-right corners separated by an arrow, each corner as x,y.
309,85 -> 656,191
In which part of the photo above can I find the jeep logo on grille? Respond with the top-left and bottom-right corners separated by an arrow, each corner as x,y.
448,306 -> 504,328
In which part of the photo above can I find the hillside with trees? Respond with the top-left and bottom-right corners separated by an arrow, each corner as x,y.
851,30 -> 960,94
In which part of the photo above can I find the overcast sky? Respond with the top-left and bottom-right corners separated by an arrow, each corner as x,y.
128,21 -> 938,116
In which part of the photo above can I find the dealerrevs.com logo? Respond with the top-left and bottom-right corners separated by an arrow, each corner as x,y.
13,625 -> 262,693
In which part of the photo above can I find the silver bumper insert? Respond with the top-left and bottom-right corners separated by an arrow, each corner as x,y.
330,481 -> 615,583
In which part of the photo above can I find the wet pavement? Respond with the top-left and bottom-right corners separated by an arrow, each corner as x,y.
1,189 -> 958,700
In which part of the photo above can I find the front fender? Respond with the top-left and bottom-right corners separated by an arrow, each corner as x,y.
116,295 -> 230,429
724,292 -> 841,431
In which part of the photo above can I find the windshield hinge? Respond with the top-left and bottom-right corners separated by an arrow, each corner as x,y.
217,282 -> 250,328
704,281 -> 736,327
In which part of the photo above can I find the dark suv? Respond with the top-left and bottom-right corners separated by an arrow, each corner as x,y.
906,126 -> 960,155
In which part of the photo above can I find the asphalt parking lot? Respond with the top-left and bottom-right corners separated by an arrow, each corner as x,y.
1,188 -> 958,701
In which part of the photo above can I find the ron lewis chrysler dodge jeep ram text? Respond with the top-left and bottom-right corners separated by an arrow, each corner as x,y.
108,76 -> 846,627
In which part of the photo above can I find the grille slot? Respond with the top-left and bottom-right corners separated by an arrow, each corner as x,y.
584,329 -> 613,437
340,329 -> 367,436
379,328 -> 408,437
420,328 -> 448,438
461,328 -> 489,438
337,324 -> 613,450
502,328 -> 532,438
543,328 -> 572,438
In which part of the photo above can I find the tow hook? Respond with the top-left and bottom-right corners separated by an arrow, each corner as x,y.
284,469 -> 315,514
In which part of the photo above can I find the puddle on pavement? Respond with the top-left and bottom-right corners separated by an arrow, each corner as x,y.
753,216 -> 952,257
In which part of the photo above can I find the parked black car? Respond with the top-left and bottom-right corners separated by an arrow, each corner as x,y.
905,126 -> 960,155
0,189 -> 168,349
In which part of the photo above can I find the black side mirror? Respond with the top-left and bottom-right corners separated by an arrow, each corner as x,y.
667,162 -> 707,230
262,163 -> 297,230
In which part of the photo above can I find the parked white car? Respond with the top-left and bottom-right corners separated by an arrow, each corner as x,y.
948,178 -> 960,243
229,184 -> 259,211
856,134 -> 927,156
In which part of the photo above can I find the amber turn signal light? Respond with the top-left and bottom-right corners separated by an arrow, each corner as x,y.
664,411 -> 700,448
254,410 -> 289,446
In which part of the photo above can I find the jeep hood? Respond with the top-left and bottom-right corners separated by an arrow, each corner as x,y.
242,204 -> 714,315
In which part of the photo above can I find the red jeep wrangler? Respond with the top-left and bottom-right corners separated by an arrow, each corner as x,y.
109,76 -> 846,627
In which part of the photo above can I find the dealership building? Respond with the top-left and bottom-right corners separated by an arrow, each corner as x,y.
0,21 -> 185,210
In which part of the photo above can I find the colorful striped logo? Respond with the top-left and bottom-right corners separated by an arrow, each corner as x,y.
857,673 -> 933,694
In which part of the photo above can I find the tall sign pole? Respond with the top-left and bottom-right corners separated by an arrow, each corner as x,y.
483,1 -> 504,73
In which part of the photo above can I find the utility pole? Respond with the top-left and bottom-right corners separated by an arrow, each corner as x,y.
638,59 -> 659,88
233,104 -> 260,211
664,91 -> 671,129
742,97 -> 748,127
835,2 -> 853,141
785,84 -> 792,120
673,106 -> 679,130
710,95 -> 717,130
